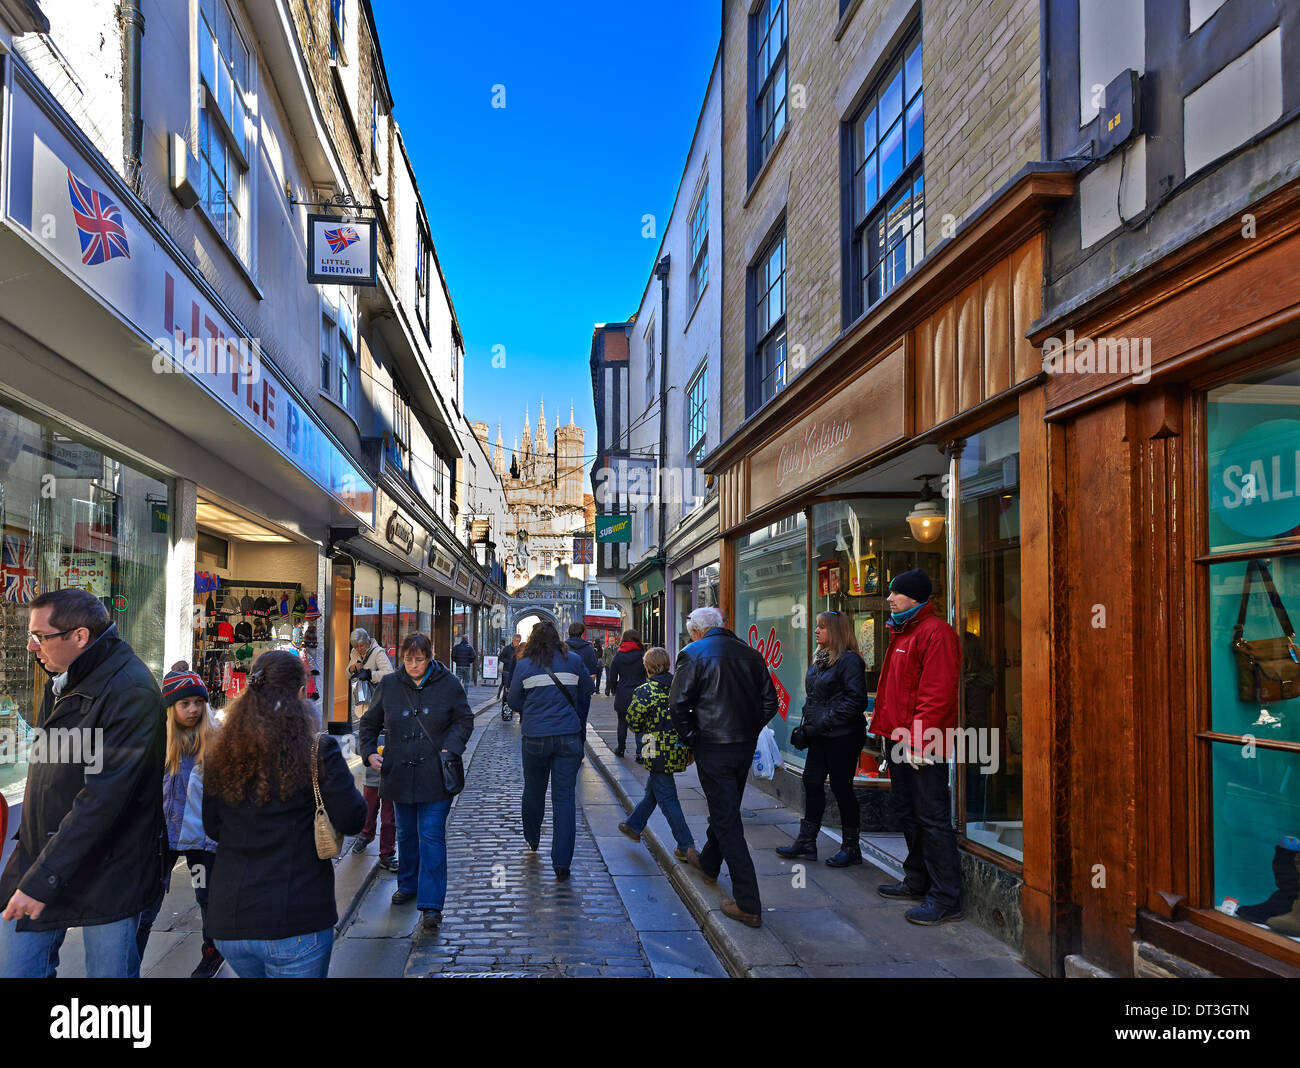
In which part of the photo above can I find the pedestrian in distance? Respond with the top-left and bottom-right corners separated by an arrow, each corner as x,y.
607,629 -> 647,759
348,629 -> 397,872
507,621 -> 595,880
202,650 -> 365,977
869,569 -> 965,925
136,664 -> 224,978
565,622 -> 601,688
0,589 -> 165,979
618,647 -> 699,865
360,633 -> 474,934
780,611 -> 869,867
602,640 -> 616,696
451,633 -> 477,689
498,634 -> 521,720
592,639 -> 605,690
669,607 -> 778,929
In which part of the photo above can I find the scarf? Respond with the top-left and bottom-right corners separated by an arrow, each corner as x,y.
889,602 -> 925,628
813,646 -> 831,669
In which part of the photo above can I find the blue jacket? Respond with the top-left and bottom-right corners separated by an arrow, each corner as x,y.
507,650 -> 595,737
566,636 -> 600,679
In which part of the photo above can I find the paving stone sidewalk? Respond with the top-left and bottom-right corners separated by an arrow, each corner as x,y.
585,696 -> 1038,978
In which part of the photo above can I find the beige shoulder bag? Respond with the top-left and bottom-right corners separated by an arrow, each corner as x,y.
312,733 -> 343,859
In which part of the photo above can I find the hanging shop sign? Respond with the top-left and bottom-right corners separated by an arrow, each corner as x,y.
385,512 -> 414,555
572,534 -> 594,563
305,214 -> 378,287
596,514 -> 632,543
749,346 -> 905,516
2,70 -> 376,527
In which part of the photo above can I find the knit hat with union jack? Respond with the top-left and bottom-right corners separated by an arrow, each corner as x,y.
162,668 -> 209,708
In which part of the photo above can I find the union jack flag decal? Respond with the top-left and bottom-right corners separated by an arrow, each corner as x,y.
3,533 -> 38,604
324,226 -> 360,254
67,167 -> 130,266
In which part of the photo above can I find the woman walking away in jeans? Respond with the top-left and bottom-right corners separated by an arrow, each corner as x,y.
203,651 -> 366,977
507,621 -> 595,879
607,629 -> 647,759
359,633 -> 474,934
618,647 -> 698,865
137,664 -> 223,977
779,611 -> 869,867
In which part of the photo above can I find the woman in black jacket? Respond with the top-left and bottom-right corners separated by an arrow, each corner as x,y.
202,651 -> 366,978
358,633 -> 474,933
606,629 -> 647,759
778,611 -> 868,867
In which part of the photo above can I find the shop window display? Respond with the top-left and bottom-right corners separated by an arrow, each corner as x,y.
956,418 -> 1023,860
734,513 -> 808,766
353,565 -> 381,646
1205,357 -> 1300,937
809,498 -> 945,778
0,406 -> 168,804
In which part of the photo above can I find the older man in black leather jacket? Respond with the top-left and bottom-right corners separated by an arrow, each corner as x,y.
669,607 -> 777,928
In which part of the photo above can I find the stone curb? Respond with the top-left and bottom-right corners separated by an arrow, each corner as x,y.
336,693 -> 502,935
584,723 -> 792,979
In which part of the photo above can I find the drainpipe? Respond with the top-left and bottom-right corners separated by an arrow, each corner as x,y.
654,254 -> 670,560
119,1 -> 145,190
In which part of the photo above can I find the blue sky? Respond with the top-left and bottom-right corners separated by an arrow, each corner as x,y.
372,1 -> 720,475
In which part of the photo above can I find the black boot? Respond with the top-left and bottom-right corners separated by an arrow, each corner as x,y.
1238,843 -> 1300,923
776,819 -> 820,860
825,828 -> 863,868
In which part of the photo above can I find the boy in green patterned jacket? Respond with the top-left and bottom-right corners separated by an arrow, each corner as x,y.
618,648 -> 699,863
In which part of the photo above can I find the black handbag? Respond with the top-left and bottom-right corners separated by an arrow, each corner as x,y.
412,711 -> 466,797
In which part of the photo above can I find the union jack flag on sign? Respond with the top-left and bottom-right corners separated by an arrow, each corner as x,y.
67,167 -> 130,266
324,226 -> 360,254
571,535 -> 593,564
3,533 -> 38,604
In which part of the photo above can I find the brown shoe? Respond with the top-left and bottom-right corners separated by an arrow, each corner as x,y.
721,898 -> 761,928
686,850 -> 717,884
617,822 -> 642,843
674,847 -> 700,863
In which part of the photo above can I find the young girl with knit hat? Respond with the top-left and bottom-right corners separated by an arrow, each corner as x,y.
136,662 -> 224,977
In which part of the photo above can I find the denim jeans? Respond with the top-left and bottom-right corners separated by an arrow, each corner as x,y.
216,928 -> 334,978
456,665 -> 472,688
626,770 -> 696,852
0,914 -> 142,978
521,732 -> 583,870
393,800 -> 452,910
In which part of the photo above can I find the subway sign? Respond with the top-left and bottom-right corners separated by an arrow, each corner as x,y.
596,514 -> 631,543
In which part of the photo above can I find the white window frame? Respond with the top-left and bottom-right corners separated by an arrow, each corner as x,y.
196,0 -> 254,270
686,361 -> 708,463
689,176 -> 709,309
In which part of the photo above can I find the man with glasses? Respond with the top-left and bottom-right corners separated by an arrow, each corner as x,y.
0,588 -> 164,977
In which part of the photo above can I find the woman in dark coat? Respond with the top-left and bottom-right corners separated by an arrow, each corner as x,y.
778,611 -> 869,867
359,633 -> 474,934
203,651 -> 366,978
606,629 -> 647,759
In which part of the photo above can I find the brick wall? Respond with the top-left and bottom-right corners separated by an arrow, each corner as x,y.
719,0 -> 1041,441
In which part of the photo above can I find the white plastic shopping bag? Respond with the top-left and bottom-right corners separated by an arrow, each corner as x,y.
751,725 -> 783,780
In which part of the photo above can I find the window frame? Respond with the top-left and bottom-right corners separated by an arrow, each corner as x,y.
686,361 -> 708,464
750,0 -> 789,180
415,221 -> 431,340
392,380 -> 412,474
196,0 -> 253,268
689,176 -> 709,310
320,301 -> 336,396
329,0 -> 348,65
846,26 -> 924,321
748,225 -> 787,416
644,318 -> 656,409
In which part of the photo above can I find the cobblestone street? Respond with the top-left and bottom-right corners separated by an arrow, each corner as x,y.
334,697 -> 725,978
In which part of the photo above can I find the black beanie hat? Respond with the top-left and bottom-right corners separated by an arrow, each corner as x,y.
889,568 -> 932,604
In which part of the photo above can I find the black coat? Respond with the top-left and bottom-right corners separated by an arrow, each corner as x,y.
202,734 -> 366,940
358,665 -> 474,804
566,635 -> 600,679
608,645 -> 647,715
801,650 -> 869,740
0,626 -> 165,932
669,628 -> 778,746
451,641 -> 476,667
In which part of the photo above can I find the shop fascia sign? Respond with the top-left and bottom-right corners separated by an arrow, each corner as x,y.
596,514 -> 632,543
385,511 -> 415,554
1,67 -> 376,527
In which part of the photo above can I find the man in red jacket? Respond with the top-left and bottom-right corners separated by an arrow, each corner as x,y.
869,569 -> 964,925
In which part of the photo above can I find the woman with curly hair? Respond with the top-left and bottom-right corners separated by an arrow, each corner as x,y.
202,650 -> 366,978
